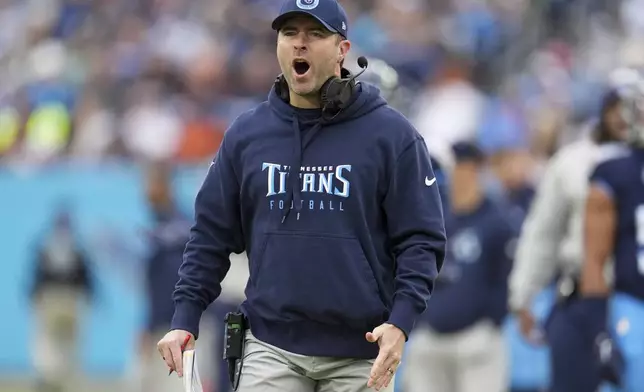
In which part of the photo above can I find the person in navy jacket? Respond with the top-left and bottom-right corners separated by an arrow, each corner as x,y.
403,142 -> 520,392
138,163 -> 192,392
156,1 -> 446,391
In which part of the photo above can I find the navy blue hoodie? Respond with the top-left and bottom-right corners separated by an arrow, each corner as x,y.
421,198 -> 519,333
171,81 -> 446,359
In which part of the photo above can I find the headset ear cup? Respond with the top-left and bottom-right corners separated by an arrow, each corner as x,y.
274,74 -> 290,102
320,70 -> 358,114
338,79 -> 354,108
320,77 -> 336,109
321,78 -> 349,111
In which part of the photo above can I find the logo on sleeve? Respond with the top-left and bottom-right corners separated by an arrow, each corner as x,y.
425,176 -> 436,186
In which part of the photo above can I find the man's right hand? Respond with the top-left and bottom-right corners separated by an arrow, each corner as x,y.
517,308 -> 544,345
157,329 -> 195,377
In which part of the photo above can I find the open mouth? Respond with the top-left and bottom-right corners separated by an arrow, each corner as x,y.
293,59 -> 310,76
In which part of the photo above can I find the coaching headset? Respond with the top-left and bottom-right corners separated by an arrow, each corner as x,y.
274,56 -> 369,116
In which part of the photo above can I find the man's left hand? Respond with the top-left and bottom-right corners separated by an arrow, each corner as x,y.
366,323 -> 405,391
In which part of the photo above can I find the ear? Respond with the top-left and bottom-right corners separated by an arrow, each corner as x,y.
338,39 -> 351,63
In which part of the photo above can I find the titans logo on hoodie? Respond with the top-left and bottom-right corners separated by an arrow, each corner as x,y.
262,162 -> 352,213
171,81 -> 446,359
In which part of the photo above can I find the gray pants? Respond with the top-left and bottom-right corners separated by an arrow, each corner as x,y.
32,287 -> 85,390
402,321 -> 508,392
237,331 -> 394,392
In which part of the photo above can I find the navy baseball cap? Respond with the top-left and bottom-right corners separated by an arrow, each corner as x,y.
452,141 -> 485,163
272,0 -> 349,39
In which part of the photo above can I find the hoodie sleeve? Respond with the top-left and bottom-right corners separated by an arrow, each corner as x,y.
382,137 -> 447,338
171,134 -> 245,339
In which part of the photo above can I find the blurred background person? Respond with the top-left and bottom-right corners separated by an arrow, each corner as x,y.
403,142 -> 520,392
509,86 -> 627,392
476,89 -> 537,216
136,161 -> 191,392
28,205 -> 94,392
580,73 -> 644,392
412,50 -> 484,172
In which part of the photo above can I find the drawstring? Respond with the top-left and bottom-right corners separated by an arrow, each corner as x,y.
281,117 -> 302,223
281,116 -> 324,223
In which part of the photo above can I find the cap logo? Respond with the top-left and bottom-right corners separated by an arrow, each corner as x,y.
296,0 -> 319,10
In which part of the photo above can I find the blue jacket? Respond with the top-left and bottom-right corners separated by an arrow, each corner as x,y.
171,81 -> 446,358
422,198 -> 519,333
144,212 -> 191,332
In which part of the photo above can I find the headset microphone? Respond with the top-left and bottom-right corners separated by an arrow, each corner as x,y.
357,56 -> 368,69
345,56 -> 369,89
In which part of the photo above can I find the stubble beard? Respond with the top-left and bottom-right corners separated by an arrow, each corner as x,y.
288,74 -> 320,98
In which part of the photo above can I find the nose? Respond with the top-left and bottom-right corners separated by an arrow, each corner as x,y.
292,33 -> 308,52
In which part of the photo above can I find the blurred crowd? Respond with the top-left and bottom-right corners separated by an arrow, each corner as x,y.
4,0 -> 644,391
0,0 -> 642,168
